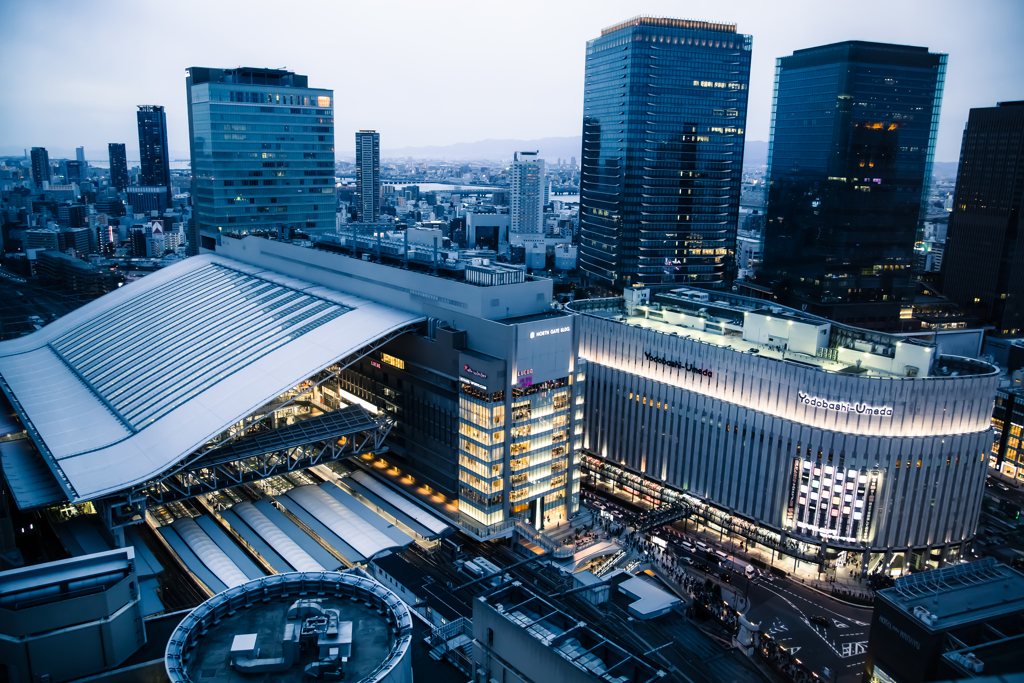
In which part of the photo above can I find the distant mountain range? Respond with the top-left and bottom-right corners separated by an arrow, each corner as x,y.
376,136 -> 774,169
377,137 -> 584,163
2,137 -> 957,176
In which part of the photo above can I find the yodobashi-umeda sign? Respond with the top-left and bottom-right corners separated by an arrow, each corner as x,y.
798,392 -> 893,416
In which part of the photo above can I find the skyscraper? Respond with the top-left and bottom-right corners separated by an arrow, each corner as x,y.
943,101 -> 1024,336
108,143 -> 129,191
76,146 -> 87,180
30,147 -> 49,188
65,160 -> 83,184
185,67 -> 335,255
758,41 -> 946,329
355,130 -> 380,222
578,16 -> 752,290
510,151 -> 545,235
137,105 -> 172,207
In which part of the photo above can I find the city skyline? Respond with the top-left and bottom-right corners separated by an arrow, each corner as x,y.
1,0 -> 1021,163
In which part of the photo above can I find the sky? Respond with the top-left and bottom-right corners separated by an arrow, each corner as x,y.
1,0 -> 1022,162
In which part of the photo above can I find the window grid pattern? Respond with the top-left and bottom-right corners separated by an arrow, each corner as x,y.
578,23 -> 752,289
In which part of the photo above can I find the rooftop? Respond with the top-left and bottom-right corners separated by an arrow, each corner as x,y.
480,582 -> 662,682
878,559 -> 1024,632
570,286 -> 997,380
166,572 -> 411,683
601,16 -> 737,36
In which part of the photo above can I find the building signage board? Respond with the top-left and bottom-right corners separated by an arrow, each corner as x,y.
797,392 -> 893,416
516,318 -> 574,386
644,351 -> 713,378
463,364 -> 487,379
786,458 -> 800,527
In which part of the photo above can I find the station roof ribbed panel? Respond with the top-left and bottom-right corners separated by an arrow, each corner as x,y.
0,254 -> 424,505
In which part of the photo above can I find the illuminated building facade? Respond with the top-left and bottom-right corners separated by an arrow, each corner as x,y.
990,385 -> 1024,483
578,16 -> 752,290
334,282 -> 584,537
570,286 -> 998,572
758,41 -> 946,329
185,67 -> 335,255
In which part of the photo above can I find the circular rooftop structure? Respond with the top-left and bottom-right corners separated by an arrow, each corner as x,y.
165,571 -> 412,683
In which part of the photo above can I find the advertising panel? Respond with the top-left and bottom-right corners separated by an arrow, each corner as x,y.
515,317 -> 574,386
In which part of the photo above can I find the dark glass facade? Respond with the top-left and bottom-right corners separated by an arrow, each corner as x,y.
759,42 -> 946,328
943,101 -> 1024,336
137,105 -> 172,207
578,17 -> 751,290
185,67 -> 335,255
108,143 -> 128,191
65,160 -> 82,185
30,147 -> 49,188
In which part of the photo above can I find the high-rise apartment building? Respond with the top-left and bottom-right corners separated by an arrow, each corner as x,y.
510,151 -> 545,235
943,101 -> 1024,336
758,41 -> 946,329
185,67 -> 335,255
30,147 -> 49,188
355,130 -> 380,222
578,16 -> 752,291
108,143 -> 129,191
137,105 -> 172,207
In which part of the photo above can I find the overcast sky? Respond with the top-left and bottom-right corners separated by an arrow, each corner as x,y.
2,0 -> 1021,162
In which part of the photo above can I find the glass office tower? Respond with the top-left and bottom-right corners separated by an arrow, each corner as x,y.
108,143 -> 128,191
185,67 -> 335,254
943,101 -> 1024,337
137,105 -> 172,207
578,17 -> 752,291
355,130 -> 380,222
758,42 -> 946,329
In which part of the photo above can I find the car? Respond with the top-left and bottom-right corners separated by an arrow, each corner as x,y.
997,483 -> 1010,492
694,563 -> 710,573
809,615 -> 830,628
720,573 -> 732,584
680,557 -> 694,565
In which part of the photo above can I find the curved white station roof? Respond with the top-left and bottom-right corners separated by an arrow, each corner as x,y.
0,254 -> 423,504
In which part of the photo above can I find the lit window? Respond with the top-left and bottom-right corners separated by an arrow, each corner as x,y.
382,353 -> 405,370
317,96 -> 331,107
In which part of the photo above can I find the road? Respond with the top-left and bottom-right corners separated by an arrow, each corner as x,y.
985,475 -> 1024,510
584,485 -> 872,683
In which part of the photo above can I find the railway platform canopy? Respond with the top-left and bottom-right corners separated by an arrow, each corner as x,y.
0,253 -> 423,513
